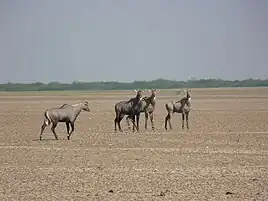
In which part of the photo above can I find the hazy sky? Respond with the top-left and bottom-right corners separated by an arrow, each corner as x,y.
0,0 -> 268,83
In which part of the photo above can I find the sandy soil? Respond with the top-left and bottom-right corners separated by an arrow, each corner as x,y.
0,88 -> 268,201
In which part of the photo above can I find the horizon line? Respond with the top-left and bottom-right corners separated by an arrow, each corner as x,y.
1,77 -> 268,85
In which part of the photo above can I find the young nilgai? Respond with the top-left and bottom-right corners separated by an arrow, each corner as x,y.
126,88 -> 157,130
114,90 -> 143,132
164,89 -> 191,130
40,100 -> 90,140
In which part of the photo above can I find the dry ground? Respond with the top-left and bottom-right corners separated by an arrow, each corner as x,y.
0,88 -> 268,201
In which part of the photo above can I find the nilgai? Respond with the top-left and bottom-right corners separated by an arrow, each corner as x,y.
164,89 -> 191,130
40,100 -> 90,140
126,88 -> 157,130
114,90 -> 144,132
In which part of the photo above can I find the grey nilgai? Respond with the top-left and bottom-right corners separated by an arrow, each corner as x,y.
164,89 -> 191,130
114,90 -> 144,132
40,100 -> 90,140
126,88 -> 157,130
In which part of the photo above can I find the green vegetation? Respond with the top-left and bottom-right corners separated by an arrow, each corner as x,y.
0,78 -> 267,91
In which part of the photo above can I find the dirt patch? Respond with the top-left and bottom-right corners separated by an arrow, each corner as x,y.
0,88 -> 268,200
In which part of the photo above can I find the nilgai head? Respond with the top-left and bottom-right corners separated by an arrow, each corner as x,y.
150,88 -> 157,100
145,88 -> 157,101
134,89 -> 143,101
177,89 -> 191,101
81,100 -> 91,112
185,89 -> 191,101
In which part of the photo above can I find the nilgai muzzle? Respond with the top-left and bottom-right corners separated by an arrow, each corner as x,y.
114,90 -> 143,132
40,100 -> 90,140
164,89 -> 191,130
126,88 -> 157,130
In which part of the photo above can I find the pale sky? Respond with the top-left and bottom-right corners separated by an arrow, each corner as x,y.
0,0 -> 267,83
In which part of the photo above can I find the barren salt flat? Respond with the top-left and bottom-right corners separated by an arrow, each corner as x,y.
0,88 -> 268,201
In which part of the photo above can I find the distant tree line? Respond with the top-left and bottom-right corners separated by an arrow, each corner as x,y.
0,78 -> 267,91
